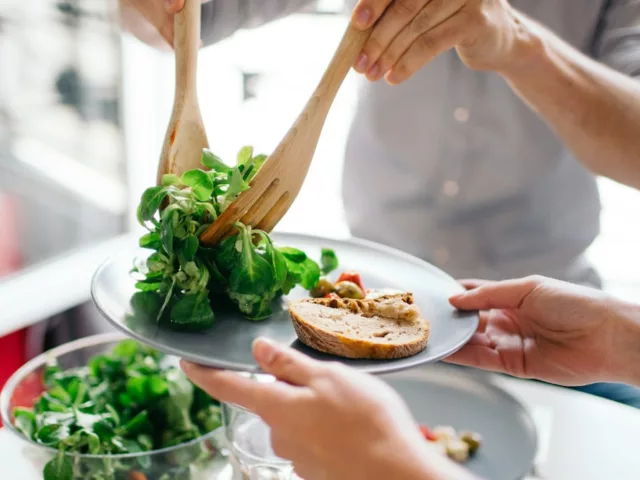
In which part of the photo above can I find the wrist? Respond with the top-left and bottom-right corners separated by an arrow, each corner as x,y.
496,10 -> 549,79
610,301 -> 640,387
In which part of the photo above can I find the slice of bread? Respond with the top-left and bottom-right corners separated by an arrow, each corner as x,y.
289,292 -> 429,360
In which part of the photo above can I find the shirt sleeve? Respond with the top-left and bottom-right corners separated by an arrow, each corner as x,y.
200,0 -> 317,46
592,0 -> 640,77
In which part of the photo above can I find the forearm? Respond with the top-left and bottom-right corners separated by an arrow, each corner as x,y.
200,0 -> 315,46
498,14 -> 640,190
386,445 -> 479,480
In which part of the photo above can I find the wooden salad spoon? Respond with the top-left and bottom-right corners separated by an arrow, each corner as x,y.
199,24 -> 372,245
157,0 -> 208,184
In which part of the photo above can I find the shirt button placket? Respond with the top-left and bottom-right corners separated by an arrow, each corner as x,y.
433,57 -> 475,268
439,58 -> 471,206
454,107 -> 470,123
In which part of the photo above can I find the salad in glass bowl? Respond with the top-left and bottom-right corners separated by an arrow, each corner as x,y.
0,332 -> 225,480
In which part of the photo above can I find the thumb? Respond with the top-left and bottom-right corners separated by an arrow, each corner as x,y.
164,0 -> 185,14
253,338 -> 322,386
449,276 -> 542,311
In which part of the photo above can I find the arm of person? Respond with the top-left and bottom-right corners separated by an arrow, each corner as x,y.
614,303 -> 640,387
446,276 -> 640,388
498,0 -> 640,191
183,338 -> 479,480
350,0 -> 640,190
200,0 -> 317,46
120,0 -> 316,49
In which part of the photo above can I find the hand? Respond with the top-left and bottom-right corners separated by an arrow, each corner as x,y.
351,0 -> 537,84
119,0 -> 208,50
181,339 -> 473,480
447,275 -> 640,386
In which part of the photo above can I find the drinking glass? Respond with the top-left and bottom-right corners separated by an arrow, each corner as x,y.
222,400 -> 297,480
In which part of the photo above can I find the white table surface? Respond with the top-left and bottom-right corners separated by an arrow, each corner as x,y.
3,373 -> 639,480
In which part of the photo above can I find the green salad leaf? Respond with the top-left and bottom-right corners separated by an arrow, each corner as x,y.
132,147 -> 339,328
320,248 -> 339,275
13,340 -> 221,480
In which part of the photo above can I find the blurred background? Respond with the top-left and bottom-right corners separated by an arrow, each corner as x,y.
0,0 -> 639,391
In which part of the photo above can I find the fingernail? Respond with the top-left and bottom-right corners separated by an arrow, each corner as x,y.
448,292 -> 466,302
385,71 -> 400,85
253,338 -> 277,365
355,53 -> 368,72
165,0 -> 176,9
179,359 -> 194,374
368,63 -> 380,80
354,7 -> 372,28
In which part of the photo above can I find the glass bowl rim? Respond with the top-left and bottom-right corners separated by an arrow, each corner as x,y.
0,331 -> 222,460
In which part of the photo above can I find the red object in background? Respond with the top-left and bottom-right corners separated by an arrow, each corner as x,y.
0,194 -> 27,426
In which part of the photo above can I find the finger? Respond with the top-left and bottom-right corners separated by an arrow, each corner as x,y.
444,343 -> 507,374
352,0 -> 394,30
457,279 -> 495,290
476,310 -> 489,334
127,0 -> 175,46
252,338 -> 325,387
180,360 -> 295,412
449,276 -> 542,311
165,0 -> 185,14
368,0 -> 466,80
355,0 -> 428,74
384,11 -> 465,85
180,361 -> 262,410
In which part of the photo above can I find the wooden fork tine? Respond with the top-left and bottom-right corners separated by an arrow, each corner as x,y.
240,181 -> 286,227
255,194 -> 296,233
199,175 -> 271,244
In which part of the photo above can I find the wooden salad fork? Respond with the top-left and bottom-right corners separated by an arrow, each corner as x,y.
157,0 -> 208,184
199,24 -> 373,245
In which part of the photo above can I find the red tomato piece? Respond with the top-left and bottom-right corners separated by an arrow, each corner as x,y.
336,272 -> 364,291
419,425 -> 437,442
324,293 -> 340,299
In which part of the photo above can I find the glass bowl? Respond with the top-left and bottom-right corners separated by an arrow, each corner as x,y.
0,332 -> 226,480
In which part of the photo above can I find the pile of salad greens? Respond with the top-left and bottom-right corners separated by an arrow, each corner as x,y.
132,147 -> 338,329
13,340 -> 220,480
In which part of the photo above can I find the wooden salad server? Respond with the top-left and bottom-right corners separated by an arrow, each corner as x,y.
157,0 -> 208,184
199,24 -> 372,245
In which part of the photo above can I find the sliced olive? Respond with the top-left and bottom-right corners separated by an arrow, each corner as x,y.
334,280 -> 365,299
310,277 -> 335,298
460,431 -> 482,454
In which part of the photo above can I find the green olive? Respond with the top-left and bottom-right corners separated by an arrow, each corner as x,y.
334,281 -> 365,299
459,431 -> 482,454
310,277 -> 335,298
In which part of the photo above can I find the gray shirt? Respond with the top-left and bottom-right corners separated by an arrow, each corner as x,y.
201,0 -> 640,286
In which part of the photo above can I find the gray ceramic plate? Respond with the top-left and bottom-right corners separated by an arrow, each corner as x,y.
91,233 -> 479,374
384,364 -> 537,480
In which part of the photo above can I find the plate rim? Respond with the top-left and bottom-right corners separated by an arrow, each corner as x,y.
384,364 -> 539,480
91,232 -> 479,374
